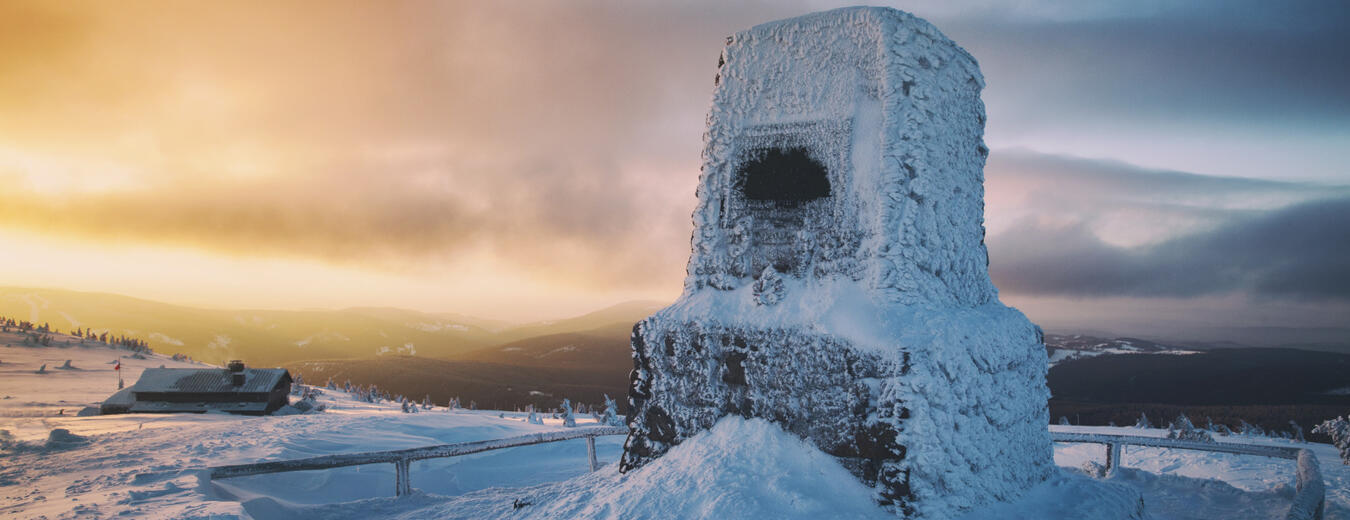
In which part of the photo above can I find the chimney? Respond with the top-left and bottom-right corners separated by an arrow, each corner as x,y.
228,360 -> 246,387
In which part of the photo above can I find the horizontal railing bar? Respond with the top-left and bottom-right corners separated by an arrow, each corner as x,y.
209,426 -> 628,480
209,427 -> 1322,519
1051,431 -> 1324,520
1050,432 -> 1301,459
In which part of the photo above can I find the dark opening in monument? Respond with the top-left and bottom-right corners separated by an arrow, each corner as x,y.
738,147 -> 830,202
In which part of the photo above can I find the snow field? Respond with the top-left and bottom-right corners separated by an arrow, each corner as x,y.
2,341 -> 1348,519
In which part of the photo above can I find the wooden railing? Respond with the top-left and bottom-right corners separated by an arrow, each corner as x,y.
207,425 -> 629,496
1051,431 -> 1325,520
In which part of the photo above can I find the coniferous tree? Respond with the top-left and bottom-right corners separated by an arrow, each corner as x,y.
601,394 -> 622,427
1313,416 -> 1349,465
560,399 -> 576,427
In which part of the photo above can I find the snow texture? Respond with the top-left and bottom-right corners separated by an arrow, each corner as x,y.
624,7 -> 1051,519
3,342 -> 1347,520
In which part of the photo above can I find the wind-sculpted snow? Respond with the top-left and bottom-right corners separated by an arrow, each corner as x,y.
623,7 -> 1051,518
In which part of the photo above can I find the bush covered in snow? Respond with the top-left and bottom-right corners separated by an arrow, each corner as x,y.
560,399 -> 576,428
1312,416 -> 1349,465
600,394 -> 623,427
1166,414 -> 1214,442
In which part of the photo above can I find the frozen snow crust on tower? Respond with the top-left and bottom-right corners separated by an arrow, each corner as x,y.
622,7 -> 1053,518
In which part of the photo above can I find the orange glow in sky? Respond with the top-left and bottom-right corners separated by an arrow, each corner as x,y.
2,1 -> 1346,330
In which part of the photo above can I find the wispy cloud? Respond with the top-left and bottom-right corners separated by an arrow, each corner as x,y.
0,0 -> 1346,327
986,152 -> 1350,301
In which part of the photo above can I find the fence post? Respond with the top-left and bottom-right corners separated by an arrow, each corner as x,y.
1105,442 -> 1121,472
394,459 -> 411,496
586,436 -> 598,472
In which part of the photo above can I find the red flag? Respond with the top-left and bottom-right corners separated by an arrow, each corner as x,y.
114,360 -> 121,371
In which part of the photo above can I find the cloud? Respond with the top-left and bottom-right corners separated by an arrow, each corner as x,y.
989,196 -> 1350,301
0,155 -> 692,291
1,0 -> 1347,321
983,149 -> 1349,246
945,0 -> 1350,128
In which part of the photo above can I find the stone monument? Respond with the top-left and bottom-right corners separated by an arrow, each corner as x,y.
621,7 -> 1053,518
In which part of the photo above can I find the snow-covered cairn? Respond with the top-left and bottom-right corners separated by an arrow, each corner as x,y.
621,7 -> 1052,517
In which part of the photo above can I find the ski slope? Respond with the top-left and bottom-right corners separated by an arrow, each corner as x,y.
1,341 -> 1346,519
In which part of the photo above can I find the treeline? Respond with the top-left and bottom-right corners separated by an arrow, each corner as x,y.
1049,400 -> 1347,444
1047,348 -> 1350,444
1048,348 -> 1350,406
1,316 -> 152,353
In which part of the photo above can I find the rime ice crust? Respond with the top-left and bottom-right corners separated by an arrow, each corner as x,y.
624,7 -> 1052,519
689,7 -> 994,306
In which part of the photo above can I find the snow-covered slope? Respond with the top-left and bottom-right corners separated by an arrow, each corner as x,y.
2,342 -> 1347,519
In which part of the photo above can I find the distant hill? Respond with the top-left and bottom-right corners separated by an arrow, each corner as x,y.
0,287 -> 661,367
287,356 -> 628,413
284,306 -> 655,411
15,286 -> 1348,436
488,301 -> 663,344
1044,333 -> 1198,367
452,323 -> 634,372
1049,347 -> 1350,406
1048,347 -> 1350,439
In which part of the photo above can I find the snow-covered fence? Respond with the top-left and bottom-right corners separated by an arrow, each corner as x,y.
1051,431 -> 1325,520
207,426 -> 628,497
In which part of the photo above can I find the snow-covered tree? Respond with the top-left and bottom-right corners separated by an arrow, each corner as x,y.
601,394 -> 623,427
1289,421 -> 1306,443
1238,420 -> 1265,437
561,399 -> 577,427
1057,416 -> 1070,426
1134,413 -> 1151,429
1312,416 -> 1349,465
1167,413 -> 1213,442
751,266 -> 786,306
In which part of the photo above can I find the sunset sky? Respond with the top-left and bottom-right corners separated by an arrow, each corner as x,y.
1,1 -> 1346,337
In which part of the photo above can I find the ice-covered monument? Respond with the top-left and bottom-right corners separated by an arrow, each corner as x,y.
621,7 -> 1052,518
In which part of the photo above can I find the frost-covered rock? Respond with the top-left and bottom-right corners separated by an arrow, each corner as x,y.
44,428 -> 89,450
623,7 -> 1051,518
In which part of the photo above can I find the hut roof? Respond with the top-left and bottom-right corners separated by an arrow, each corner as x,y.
131,367 -> 289,394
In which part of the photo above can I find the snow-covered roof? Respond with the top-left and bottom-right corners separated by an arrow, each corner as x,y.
128,400 -> 271,414
131,367 -> 290,394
